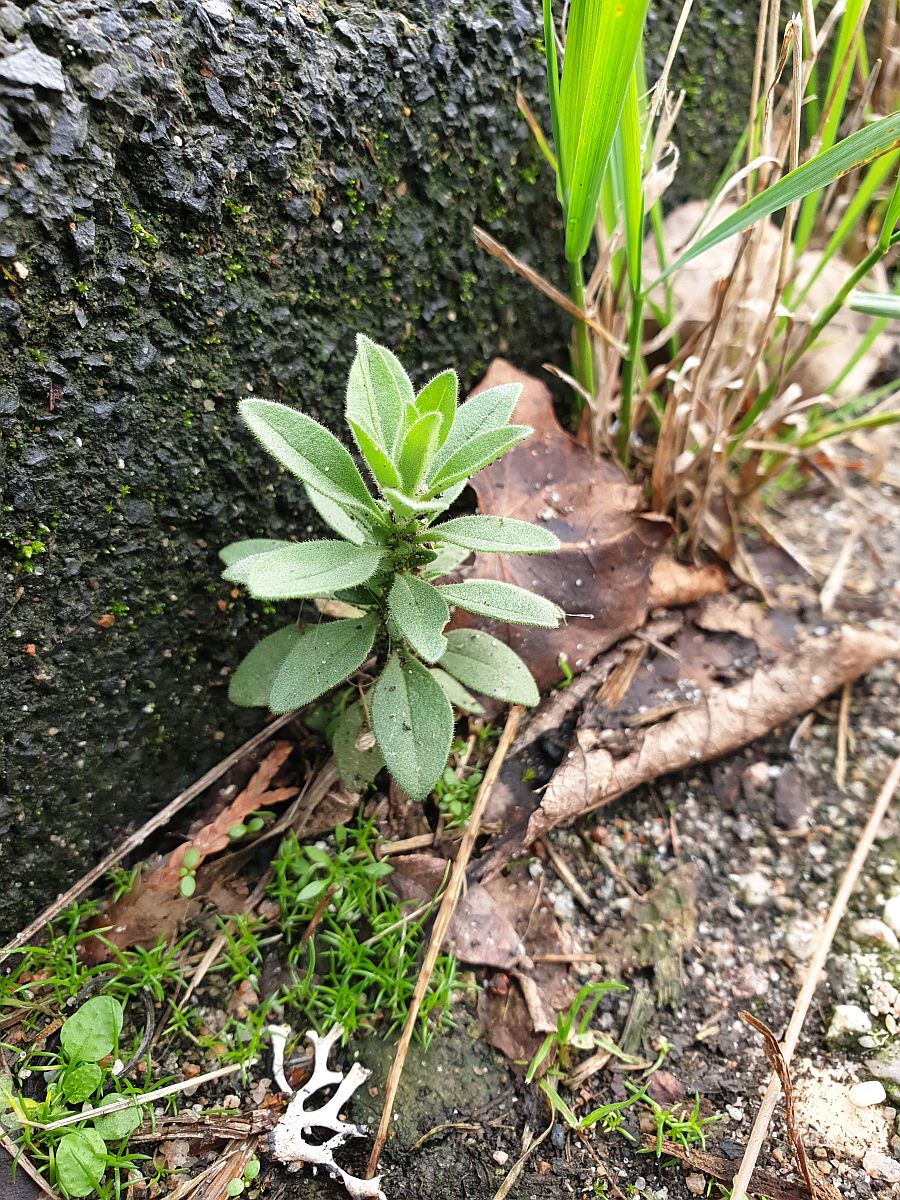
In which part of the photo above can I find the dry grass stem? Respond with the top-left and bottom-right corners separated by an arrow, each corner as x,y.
366,705 -> 524,1178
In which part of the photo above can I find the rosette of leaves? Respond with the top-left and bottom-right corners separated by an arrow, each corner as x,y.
221,334 -> 562,800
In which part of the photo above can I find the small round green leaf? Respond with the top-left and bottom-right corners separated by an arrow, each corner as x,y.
60,1062 -> 103,1105
55,1129 -> 107,1197
439,629 -> 539,706
269,615 -> 378,712
371,652 -> 454,800
92,1101 -> 143,1141
179,875 -> 197,898
229,624 -> 303,709
60,996 -> 123,1064
437,580 -> 563,628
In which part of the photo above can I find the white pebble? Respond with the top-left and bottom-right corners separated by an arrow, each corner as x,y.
883,894 -> 900,937
849,1080 -> 886,1108
851,918 -> 899,949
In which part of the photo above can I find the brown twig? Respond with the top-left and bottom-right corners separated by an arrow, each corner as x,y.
17,1064 -> 242,1132
729,753 -> 900,1200
491,1116 -> 555,1200
472,226 -> 625,351
366,705 -> 524,1177
834,680 -> 852,790
0,711 -> 298,960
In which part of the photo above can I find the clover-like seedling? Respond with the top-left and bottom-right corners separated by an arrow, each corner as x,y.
221,334 -> 561,800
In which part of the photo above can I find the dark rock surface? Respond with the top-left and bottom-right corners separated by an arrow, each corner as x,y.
0,0 -> 756,938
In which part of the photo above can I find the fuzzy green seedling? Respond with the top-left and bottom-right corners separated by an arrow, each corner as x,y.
222,334 -> 561,800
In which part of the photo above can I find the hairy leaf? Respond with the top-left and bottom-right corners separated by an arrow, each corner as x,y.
241,541 -> 383,600
382,488 -> 449,519
415,369 -> 458,441
438,580 -> 563,627
423,541 -> 472,580
427,425 -> 532,496
431,515 -> 559,554
397,410 -> 443,493
439,628 -> 539,706
240,399 -> 380,518
346,334 -> 414,451
229,625 -> 302,708
349,419 -> 403,493
304,486 -> 370,545
388,574 -> 450,662
371,652 -> 454,800
269,615 -> 379,712
332,701 -> 385,792
429,667 -> 485,715
219,539 -> 288,567
432,382 -> 522,471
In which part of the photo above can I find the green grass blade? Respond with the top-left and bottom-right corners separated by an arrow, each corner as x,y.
847,291 -> 900,319
793,149 -> 899,306
614,69 -> 644,295
794,0 -> 869,252
650,112 -> 900,288
542,0 -> 565,204
559,0 -> 651,263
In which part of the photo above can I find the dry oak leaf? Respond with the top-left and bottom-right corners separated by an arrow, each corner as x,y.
456,360 -> 672,691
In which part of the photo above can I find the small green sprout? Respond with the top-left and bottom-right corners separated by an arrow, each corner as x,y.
221,334 -> 562,800
178,845 -> 200,897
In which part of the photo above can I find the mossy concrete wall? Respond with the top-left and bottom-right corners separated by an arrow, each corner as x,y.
0,0 -> 756,938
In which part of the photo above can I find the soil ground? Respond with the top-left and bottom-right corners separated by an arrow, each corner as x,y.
265,482 -> 900,1200
2,481 -> 898,1200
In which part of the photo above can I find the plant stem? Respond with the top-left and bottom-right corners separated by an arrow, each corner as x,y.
617,293 -> 644,466
568,257 -> 595,415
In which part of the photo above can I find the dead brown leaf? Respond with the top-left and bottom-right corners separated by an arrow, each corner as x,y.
455,360 -> 672,690
157,741 -> 298,888
484,623 -> 899,865
475,869 -> 577,1065
647,559 -> 729,609
83,743 -> 298,959
388,853 -> 527,971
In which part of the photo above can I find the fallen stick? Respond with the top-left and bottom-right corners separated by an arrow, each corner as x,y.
15,1064 -> 242,1132
517,625 -> 899,853
366,705 -> 524,1178
729,752 -> 900,1200
0,711 -> 297,959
